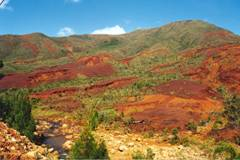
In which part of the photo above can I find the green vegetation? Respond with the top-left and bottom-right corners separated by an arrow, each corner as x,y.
1,20 -> 238,74
234,136 -> 240,146
143,130 -> 154,138
70,95 -> 110,159
1,56 -> 70,74
169,128 -> 180,145
198,118 -> 210,126
0,60 -> 3,68
132,150 -> 146,160
98,38 -> 122,50
217,85 -> 229,99
213,141 -> 238,160
98,108 -> 117,124
0,90 -> 36,140
70,128 -> 109,159
0,20 -> 239,159
122,116 -> 134,126
0,60 -> 4,78
223,95 -> 240,127
184,53 -> 206,68
186,121 -> 197,133
212,117 -> 225,130
132,148 -> 155,160
88,110 -> 99,131
0,33 -> 67,62
179,137 -> 191,147
32,105 -> 69,119
32,76 -> 103,93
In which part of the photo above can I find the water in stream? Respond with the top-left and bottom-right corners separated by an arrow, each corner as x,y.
42,122 -> 68,159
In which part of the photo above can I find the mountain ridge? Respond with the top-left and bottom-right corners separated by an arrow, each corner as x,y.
0,20 -> 240,73
1,20 -> 238,37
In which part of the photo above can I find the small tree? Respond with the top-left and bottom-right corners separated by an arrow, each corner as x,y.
0,60 -> 4,78
186,121 -> 197,133
169,128 -> 180,145
88,110 -> 99,131
70,128 -> 109,159
213,141 -> 237,160
132,148 -> 155,160
132,150 -> 145,160
0,60 -> 3,68
234,136 -> 240,145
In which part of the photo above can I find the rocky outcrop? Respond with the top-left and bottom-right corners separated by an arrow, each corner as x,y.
0,122 -> 58,160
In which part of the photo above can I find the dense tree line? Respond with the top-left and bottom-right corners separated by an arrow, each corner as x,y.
0,90 -> 36,140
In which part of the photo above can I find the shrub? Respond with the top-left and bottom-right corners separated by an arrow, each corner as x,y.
132,148 -> 155,160
99,109 -> 117,124
234,136 -> 240,146
132,150 -> 145,160
0,90 -> 36,140
0,73 -> 4,79
123,116 -> 134,126
180,137 -> 190,147
146,148 -> 155,160
70,128 -> 109,159
0,60 -> 4,78
217,86 -> 229,99
88,110 -> 99,131
161,128 -> 169,136
224,95 -> 240,127
212,117 -> 224,130
213,141 -> 237,160
169,128 -> 180,145
186,121 -> 197,133
143,130 -> 154,138
161,128 -> 169,141
198,119 -> 209,126
0,60 -> 3,68
172,128 -> 179,134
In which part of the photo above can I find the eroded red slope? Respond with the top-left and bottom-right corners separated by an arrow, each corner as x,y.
0,55 -> 115,89
183,44 -> 240,93
117,80 -> 223,132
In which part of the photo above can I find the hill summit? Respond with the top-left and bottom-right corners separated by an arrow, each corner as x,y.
0,20 -> 239,62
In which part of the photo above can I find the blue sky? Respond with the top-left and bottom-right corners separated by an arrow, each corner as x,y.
0,0 -> 240,36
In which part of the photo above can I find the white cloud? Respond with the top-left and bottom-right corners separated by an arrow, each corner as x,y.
65,0 -> 82,3
57,27 -> 75,37
92,25 -> 126,35
0,0 -> 13,11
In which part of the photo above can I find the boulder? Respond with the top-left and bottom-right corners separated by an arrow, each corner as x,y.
11,137 -> 17,142
65,135 -> 73,139
62,124 -> 68,128
48,147 -> 54,153
10,146 -> 16,151
63,140 -> 73,150
25,151 -> 37,158
118,145 -> 127,152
